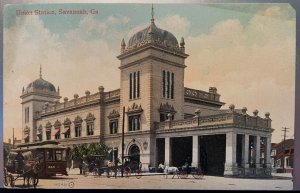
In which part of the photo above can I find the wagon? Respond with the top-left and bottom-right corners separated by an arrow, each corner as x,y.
106,154 -> 142,179
178,165 -> 204,179
4,150 -> 40,188
81,155 -> 108,177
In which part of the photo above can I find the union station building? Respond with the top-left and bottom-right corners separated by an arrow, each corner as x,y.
20,10 -> 274,177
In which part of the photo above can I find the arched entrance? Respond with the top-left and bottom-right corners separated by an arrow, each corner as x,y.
128,144 -> 140,163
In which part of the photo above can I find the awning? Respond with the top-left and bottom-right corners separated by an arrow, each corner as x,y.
51,129 -> 60,136
61,128 -> 70,134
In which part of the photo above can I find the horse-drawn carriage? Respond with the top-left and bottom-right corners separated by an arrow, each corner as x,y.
158,163 -> 204,179
82,155 -> 108,177
106,154 -> 142,179
4,149 -> 40,188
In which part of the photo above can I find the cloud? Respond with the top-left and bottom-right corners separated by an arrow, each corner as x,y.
3,5 -> 295,143
184,5 -> 295,142
4,14 -> 128,140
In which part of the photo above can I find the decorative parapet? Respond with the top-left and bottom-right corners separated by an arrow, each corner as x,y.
154,112 -> 272,132
40,89 -> 120,116
121,38 -> 185,55
184,87 -> 221,102
21,87 -> 60,97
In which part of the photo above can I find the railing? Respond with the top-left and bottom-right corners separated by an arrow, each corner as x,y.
41,90 -> 120,115
184,87 -> 220,102
105,89 -> 120,100
154,112 -> 271,131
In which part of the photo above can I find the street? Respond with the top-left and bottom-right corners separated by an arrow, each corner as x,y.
4,169 -> 293,190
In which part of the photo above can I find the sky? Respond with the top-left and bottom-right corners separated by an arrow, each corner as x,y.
3,3 -> 296,144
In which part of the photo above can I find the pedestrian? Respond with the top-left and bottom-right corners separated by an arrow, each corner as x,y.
79,159 -> 83,175
15,151 -> 25,174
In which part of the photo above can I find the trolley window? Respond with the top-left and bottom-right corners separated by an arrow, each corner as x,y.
55,150 -> 62,161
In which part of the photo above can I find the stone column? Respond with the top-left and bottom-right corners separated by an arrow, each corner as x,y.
242,134 -> 249,168
264,136 -> 272,168
192,135 -> 199,167
165,137 -> 172,166
255,136 -> 261,168
224,132 -> 237,176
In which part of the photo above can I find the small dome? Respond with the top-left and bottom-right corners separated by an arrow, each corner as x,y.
25,78 -> 56,93
128,23 -> 178,48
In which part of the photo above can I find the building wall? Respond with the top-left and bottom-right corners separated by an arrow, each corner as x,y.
36,104 -> 101,144
183,102 -> 222,118
21,94 -> 58,143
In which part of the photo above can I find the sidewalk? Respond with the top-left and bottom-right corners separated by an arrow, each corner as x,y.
67,168 -> 164,176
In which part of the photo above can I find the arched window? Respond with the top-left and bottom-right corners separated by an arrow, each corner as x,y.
62,118 -> 71,139
85,113 -> 95,136
53,120 -> 61,140
74,116 -> 83,137
46,122 -> 52,140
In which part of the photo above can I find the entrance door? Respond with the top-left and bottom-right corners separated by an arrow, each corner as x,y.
129,144 -> 140,163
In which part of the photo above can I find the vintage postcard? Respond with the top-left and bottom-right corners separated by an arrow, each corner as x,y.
1,1 -> 296,190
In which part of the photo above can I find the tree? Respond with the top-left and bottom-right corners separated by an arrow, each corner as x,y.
70,142 -> 109,161
3,147 -> 10,165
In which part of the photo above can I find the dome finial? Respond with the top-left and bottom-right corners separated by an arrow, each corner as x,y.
39,64 -> 42,79
151,4 -> 155,24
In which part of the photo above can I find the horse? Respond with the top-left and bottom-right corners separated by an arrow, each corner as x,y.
106,159 -> 122,177
23,160 -> 40,187
158,164 -> 179,179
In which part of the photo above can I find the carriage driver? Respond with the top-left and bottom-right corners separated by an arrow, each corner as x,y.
15,151 -> 25,174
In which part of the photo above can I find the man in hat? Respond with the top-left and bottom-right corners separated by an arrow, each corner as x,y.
15,151 -> 25,174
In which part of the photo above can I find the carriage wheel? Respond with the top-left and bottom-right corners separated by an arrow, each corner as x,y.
135,169 -> 142,179
4,169 -> 9,186
179,171 -> 188,179
83,168 -> 89,177
124,167 -> 131,178
191,170 -> 204,179
106,168 -> 111,178
92,168 -> 98,176
106,168 -> 114,178
9,174 -> 15,187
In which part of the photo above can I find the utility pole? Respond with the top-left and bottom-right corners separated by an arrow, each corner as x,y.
281,127 -> 289,173
13,128 -> 15,149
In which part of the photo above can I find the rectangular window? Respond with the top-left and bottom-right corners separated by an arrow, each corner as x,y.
129,71 -> 140,100
87,122 -> 94,136
162,71 -> 174,99
128,115 -> 140,131
160,113 -> 166,122
166,71 -> 170,98
25,107 -> 29,123
133,72 -> 136,99
75,125 -> 81,137
46,130 -> 51,140
171,73 -> 174,99
162,71 -> 165,98
137,71 -> 140,98
110,120 -> 118,134
64,126 -> 70,139
129,73 -> 132,99
55,150 -> 62,161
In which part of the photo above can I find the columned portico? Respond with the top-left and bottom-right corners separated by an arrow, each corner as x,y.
242,134 -> 249,168
165,137 -> 172,166
192,135 -> 199,167
224,132 -> 238,176
255,135 -> 261,168
264,136 -> 272,168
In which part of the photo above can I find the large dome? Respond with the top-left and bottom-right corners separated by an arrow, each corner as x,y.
25,78 -> 56,93
128,22 -> 178,48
